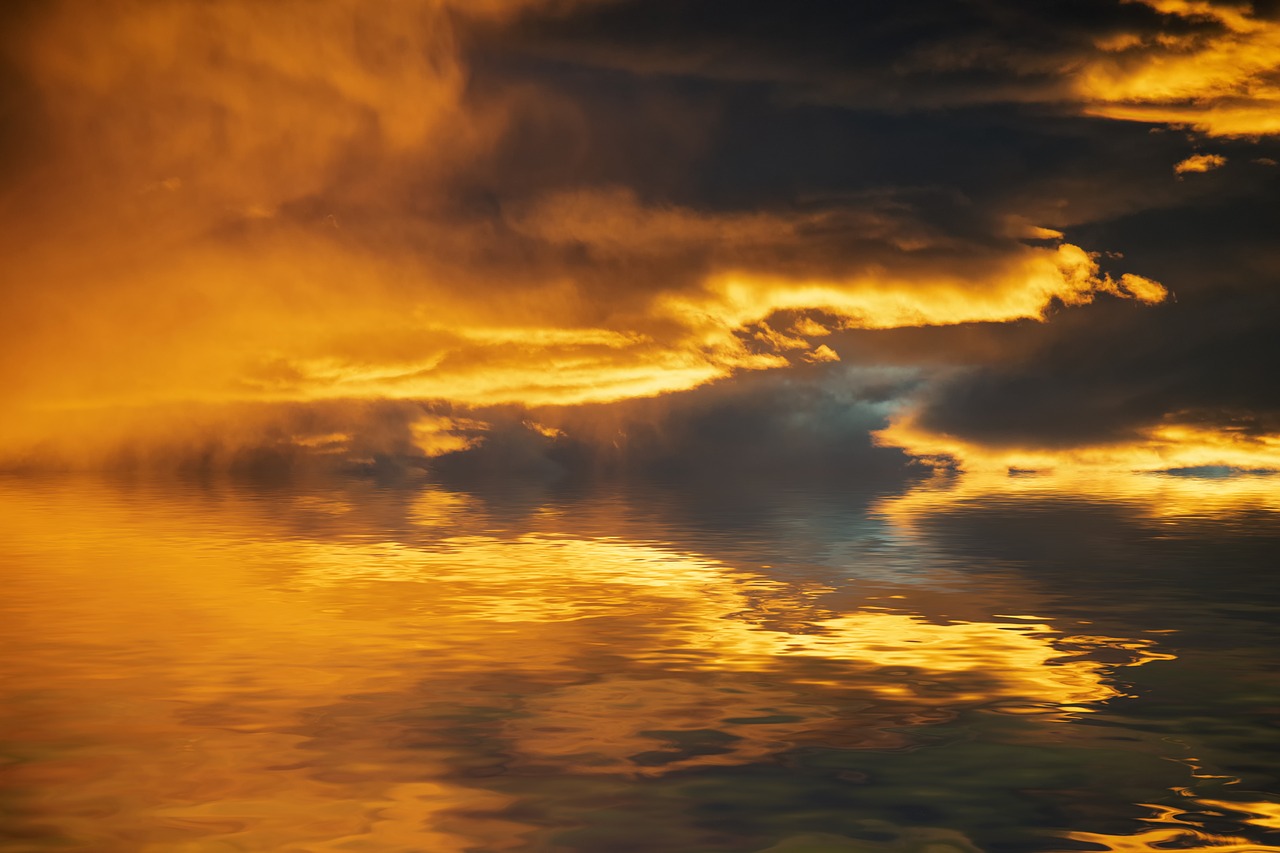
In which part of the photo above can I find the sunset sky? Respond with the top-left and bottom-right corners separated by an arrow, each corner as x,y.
3,0 -> 1279,476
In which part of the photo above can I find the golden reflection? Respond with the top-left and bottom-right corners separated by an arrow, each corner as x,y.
1196,798 -> 1280,833
1059,798 -> 1280,852
192,519 -> 1174,786
287,528 -> 1158,706
0,499 -> 546,851
1060,750 -> 1280,851
876,469 -> 1280,526
0,477 -> 1171,853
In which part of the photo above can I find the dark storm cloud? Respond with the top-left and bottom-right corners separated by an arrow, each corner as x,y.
467,0 -> 1280,138
468,0 -> 1195,107
907,171 -> 1280,449
427,363 -> 918,482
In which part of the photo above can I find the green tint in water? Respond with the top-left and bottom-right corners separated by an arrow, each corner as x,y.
1,474 -> 1278,852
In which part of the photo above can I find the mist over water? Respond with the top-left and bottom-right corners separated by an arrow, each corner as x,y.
3,472 -> 1279,852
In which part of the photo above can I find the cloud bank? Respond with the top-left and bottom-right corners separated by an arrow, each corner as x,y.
2,0 -> 1277,474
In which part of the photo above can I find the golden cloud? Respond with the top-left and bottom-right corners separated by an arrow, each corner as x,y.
1174,153 -> 1228,174
668,243 -> 1165,337
875,411 -> 1280,475
0,0 -> 1176,469
1077,0 -> 1280,136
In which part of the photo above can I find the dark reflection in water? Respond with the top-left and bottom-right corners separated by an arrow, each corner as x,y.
2,471 -> 1279,852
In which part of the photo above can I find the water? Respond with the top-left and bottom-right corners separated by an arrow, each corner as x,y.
2,472 -> 1279,852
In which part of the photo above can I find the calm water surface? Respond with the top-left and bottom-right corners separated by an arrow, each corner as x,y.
2,472 -> 1279,852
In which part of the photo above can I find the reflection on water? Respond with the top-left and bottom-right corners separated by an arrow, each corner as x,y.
2,473 -> 1279,852
1063,799 -> 1280,853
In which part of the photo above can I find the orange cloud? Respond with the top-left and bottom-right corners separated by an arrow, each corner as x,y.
1077,0 -> 1280,136
803,344 -> 841,363
874,411 -> 1280,475
664,243 -> 1165,338
1174,153 -> 1228,174
0,0 -> 1176,469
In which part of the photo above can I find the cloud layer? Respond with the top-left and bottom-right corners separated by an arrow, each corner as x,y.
2,0 -> 1278,473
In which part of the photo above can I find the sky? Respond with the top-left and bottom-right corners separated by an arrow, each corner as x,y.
2,0 -> 1279,477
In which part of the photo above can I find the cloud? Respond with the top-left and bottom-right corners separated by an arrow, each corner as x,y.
1174,152 -> 1228,173
669,243 -> 1165,336
487,0 -> 1280,137
875,410 -> 1280,474
1077,0 -> 1280,137
0,0 -> 1169,460
1,0 -> 1273,476
804,344 -> 841,363
866,194 -> 1280,474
